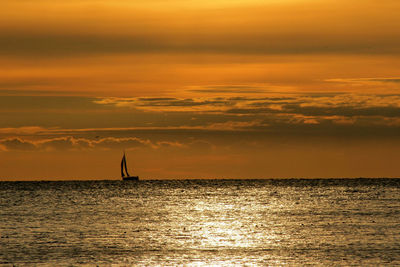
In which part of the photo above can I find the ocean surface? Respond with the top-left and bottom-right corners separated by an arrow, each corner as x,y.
1,179 -> 400,266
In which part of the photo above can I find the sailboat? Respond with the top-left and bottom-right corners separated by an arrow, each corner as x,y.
121,152 -> 139,181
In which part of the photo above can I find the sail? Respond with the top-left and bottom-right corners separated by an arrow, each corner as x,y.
123,153 -> 130,177
121,151 -> 139,180
121,155 -> 126,177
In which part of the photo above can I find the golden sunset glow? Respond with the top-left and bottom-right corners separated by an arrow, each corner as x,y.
1,0 -> 400,179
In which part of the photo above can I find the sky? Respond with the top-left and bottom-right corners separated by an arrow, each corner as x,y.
1,0 -> 400,180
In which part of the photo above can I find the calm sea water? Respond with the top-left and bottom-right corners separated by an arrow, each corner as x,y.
1,179 -> 400,266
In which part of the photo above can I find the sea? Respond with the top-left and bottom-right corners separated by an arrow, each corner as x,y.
1,179 -> 400,266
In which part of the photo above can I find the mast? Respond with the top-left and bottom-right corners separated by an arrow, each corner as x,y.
121,154 -> 126,177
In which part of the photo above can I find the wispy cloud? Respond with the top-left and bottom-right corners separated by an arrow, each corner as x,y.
0,135 -> 212,152
0,126 -> 49,135
0,136 -> 154,152
186,85 -> 274,94
326,77 -> 400,84
94,97 -> 236,112
93,95 -> 299,112
94,93 -> 400,116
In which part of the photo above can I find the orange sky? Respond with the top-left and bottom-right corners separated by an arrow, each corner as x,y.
1,0 -> 400,180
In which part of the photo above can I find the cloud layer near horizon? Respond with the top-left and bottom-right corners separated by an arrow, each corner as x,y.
2,91 -> 400,179
1,92 -> 400,138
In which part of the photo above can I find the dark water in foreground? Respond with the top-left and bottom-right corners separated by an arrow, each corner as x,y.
1,179 -> 400,266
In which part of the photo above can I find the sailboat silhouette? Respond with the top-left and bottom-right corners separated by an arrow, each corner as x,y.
121,152 -> 139,181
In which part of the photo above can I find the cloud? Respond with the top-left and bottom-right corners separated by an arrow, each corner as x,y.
326,77 -> 400,84
186,85 -> 272,94
0,126 -> 48,135
281,104 -> 400,118
205,120 -> 267,130
95,93 -> 400,116
0,138 -> 37,151
0,136 -> 154,152
93,97 -> 236,112
156,141 -> 186,149
97,97 -> 226,107
3,93 -> 400,141
2,1 -> 400,58
93,95 -> 300,113
226,107 -> 284,115
324,78 -> 400,93
94,137 -> 153,149
0,96 -> 105,111
0,135 -> 218,153
40,137 -> 92,151
3,31 -> 400,59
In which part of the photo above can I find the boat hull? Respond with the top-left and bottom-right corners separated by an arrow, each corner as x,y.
122,176 -> 139,181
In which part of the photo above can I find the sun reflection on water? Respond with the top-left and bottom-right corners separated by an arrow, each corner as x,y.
186,194 -> 282,251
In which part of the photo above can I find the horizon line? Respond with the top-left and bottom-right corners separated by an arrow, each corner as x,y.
1,177 -> 400,182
